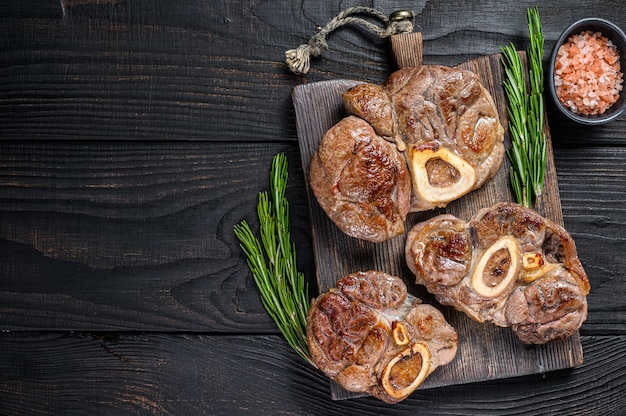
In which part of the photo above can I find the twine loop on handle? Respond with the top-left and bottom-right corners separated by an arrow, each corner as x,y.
285,7 -> 414,75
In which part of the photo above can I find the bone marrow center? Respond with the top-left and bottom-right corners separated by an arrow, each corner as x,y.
392,321 -> 410,346
425,157 -> 460,186
521,252 -> 561,283
409,145 -> 476,203
381,342 -> 431,400
470,236 -> 521,298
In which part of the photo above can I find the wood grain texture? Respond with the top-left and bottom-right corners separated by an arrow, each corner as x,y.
1,0 -> 626,414
0,141 -> 622,336
0,141 -> 315,332
0,140 -> 624,335
0,332 -> 624,416
0,1 -> 625,143
390,32 -> 423,68
293,48 -> 579,399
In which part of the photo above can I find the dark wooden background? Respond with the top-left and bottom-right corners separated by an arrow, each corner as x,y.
1,1 -> 625,414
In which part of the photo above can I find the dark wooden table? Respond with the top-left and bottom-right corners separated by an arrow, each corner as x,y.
1,1 -> 625,414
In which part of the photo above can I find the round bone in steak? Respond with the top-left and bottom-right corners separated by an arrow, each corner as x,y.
405,202 -> 590,344
306,270 -> 458,404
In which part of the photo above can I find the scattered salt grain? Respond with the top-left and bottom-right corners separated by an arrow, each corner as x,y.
554,30 -> 623,115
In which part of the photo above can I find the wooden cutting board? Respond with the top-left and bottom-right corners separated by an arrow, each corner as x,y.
293,32 -> 583,400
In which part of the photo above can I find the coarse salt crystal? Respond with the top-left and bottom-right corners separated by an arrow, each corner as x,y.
554,30 -> 623,115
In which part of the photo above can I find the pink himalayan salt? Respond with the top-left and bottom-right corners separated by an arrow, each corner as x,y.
554,30 -> 623,115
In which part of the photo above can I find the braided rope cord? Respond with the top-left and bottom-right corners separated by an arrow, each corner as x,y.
285,7 -> 414,75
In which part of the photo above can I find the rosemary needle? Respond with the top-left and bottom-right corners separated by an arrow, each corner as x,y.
501,7 -> 547,208
234,153 -> 314,367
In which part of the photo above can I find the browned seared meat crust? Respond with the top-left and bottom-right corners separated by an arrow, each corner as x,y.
306,270 -> 458,403
309,116 -> 411,242
405,202 -> 590,344
310,65 -> 504,242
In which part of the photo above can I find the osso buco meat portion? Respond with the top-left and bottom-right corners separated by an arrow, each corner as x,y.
309,65 -> 505,242
309,116 -> 412,242
405,203 -> 590,344
306,270 -> 458,404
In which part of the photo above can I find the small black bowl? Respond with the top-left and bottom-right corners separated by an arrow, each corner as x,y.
547,18 -> 626,125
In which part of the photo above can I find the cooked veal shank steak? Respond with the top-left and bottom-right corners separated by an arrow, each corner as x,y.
309,65 -> 504,242
306,270 -> 458,403
405,203 -> 590,344
309,116 -> 412,242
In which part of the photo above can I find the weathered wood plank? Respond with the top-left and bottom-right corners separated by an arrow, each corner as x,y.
0,142 -> 624,334
0,0 -> 625,414
0,141 -> 315,331
0,0 -> 62,18
0,332 -> 624,415
1,1 -> 626,142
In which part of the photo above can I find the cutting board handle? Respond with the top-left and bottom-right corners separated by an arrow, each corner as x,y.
390,32 -> 423,68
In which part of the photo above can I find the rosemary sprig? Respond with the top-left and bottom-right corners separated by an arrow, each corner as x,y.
234,153 -> 314,367
500,7 -> 547,208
